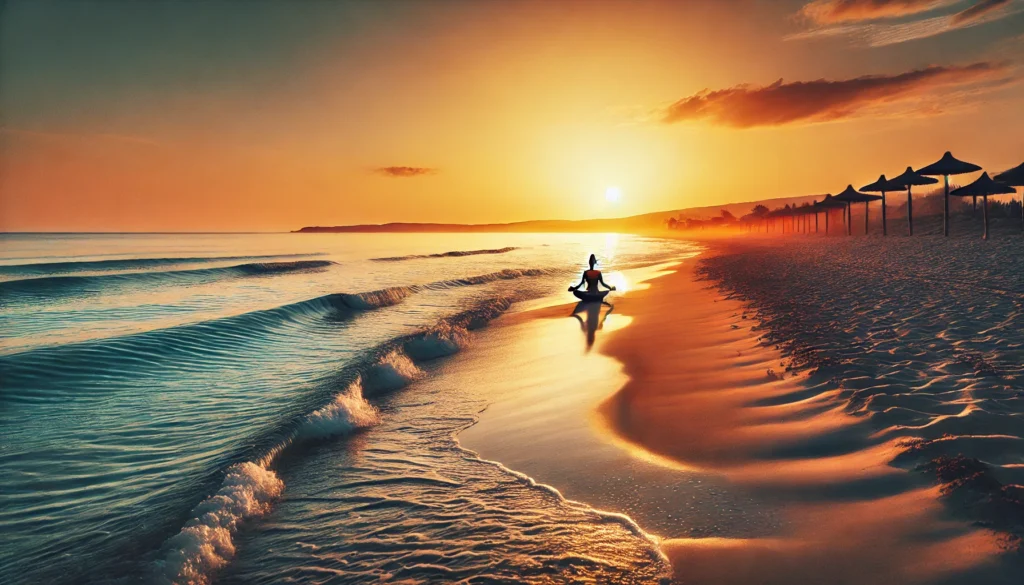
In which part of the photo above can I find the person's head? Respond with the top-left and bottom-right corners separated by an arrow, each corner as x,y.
588,254 -> 597,269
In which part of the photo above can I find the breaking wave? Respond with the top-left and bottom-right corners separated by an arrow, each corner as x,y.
155,297 -> 511,585
156,462 -> 284,585
371,246 -> 518,262
0,269 -> 544,398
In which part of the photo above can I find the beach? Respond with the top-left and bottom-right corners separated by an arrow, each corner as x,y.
462,232 -> 1023,584
2,230 -> 1022,584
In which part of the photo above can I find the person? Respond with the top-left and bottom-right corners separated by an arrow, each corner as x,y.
568,254 -> 615,301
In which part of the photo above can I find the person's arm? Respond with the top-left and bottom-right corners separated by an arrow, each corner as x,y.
598,273 -> 616,290
569,272 -> 587,291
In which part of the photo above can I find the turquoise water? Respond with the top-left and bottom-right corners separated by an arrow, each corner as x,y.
0,232 -> 695,584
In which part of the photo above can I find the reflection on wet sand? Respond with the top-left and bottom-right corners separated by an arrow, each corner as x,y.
572,300 -> 614,350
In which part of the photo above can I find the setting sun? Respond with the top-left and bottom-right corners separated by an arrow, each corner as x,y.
605,186 -> 622,203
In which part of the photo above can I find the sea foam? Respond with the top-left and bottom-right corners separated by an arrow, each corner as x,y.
299,379 -> 382,440
157,462 -> 284,585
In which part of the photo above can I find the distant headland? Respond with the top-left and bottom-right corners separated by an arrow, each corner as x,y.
293,194 -> 822,233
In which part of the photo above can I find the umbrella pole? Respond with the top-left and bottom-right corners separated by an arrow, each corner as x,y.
983,194 -> 989,240
815,211 -> 819,234
943,175 -> 949,237
825,210 -> 829,234
881,191 -> 887,236
907,186 -> 914,236
847,203 -> 852,236
973,195 -> 977,213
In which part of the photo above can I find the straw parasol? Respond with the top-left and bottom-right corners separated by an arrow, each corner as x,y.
814,194 -> 844,235
993,162 -> 1024,230
860,175 -> 897,236
834,185 -> 882,236
917,152 -> 981,237
950,173 -> 1015,240
888,167 -> 937,236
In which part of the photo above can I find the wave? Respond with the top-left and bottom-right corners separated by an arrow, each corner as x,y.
0,269 -> 539,403
423,267 -> 549,289
0,253 -> 326,277
371,246 -> 518,262
155,296 -> 512,585
0,260 -> 335,299
157,462 -> 284,585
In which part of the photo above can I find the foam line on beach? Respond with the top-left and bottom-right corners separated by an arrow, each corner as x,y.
455,444 -> 672,572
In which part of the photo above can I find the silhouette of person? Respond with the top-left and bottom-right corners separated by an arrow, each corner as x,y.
568,254 -> 616,301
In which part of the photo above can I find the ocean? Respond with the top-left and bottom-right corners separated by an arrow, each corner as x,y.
0,232 -> 697,585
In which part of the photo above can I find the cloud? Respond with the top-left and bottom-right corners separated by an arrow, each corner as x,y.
789,0 -> 1023,46
798,0 -> 946,24
374,166 -> 437,178
951,0 -> 1011,23
661,62 -> 1008,128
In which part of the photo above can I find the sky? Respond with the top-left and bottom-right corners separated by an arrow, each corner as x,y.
1,0 -> 1022,232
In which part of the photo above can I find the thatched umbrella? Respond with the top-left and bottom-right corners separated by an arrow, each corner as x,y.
888,166 -> 937,236
993,162 -> 1024,230
917,152 -> 981,237
834,185 -> 882,235
814,194 -> 843,235
950,173 -> 1015,240
860,175 -> 897,236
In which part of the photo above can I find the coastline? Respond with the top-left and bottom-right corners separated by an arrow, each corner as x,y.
461,234 -> 1022,584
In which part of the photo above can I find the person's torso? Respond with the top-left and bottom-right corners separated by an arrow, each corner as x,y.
584,269 -> 601,291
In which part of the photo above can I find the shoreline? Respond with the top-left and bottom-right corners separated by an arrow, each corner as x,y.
462,235 -> 1020,584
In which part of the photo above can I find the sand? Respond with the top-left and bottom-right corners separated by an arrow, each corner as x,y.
463,233 -> 1023,584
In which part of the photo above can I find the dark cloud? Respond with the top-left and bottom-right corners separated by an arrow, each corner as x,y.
798,0 -> 941,24
662,62 -> 1006,128
950,0 -> 1010,24
374,166 -> 437,178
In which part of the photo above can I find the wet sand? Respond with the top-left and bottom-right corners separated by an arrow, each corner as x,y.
461,236 -> 1022,584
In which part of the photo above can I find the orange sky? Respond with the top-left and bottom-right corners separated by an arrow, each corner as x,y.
1,0 -> 1022,232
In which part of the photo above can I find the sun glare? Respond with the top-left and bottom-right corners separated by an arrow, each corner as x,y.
605,186 -> 622,203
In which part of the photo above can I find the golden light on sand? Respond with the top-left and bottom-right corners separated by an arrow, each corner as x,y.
604,186 -> 622,203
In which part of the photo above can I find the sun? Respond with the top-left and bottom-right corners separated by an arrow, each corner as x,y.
605,186 -> 622,203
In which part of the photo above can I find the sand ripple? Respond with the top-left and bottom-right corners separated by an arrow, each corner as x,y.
700,236 -> 1024,544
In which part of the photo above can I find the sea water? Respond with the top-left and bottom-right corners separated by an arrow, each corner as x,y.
0,232 -> 696,584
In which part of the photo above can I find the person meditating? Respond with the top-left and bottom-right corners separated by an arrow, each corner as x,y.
568,254 -> 615,302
